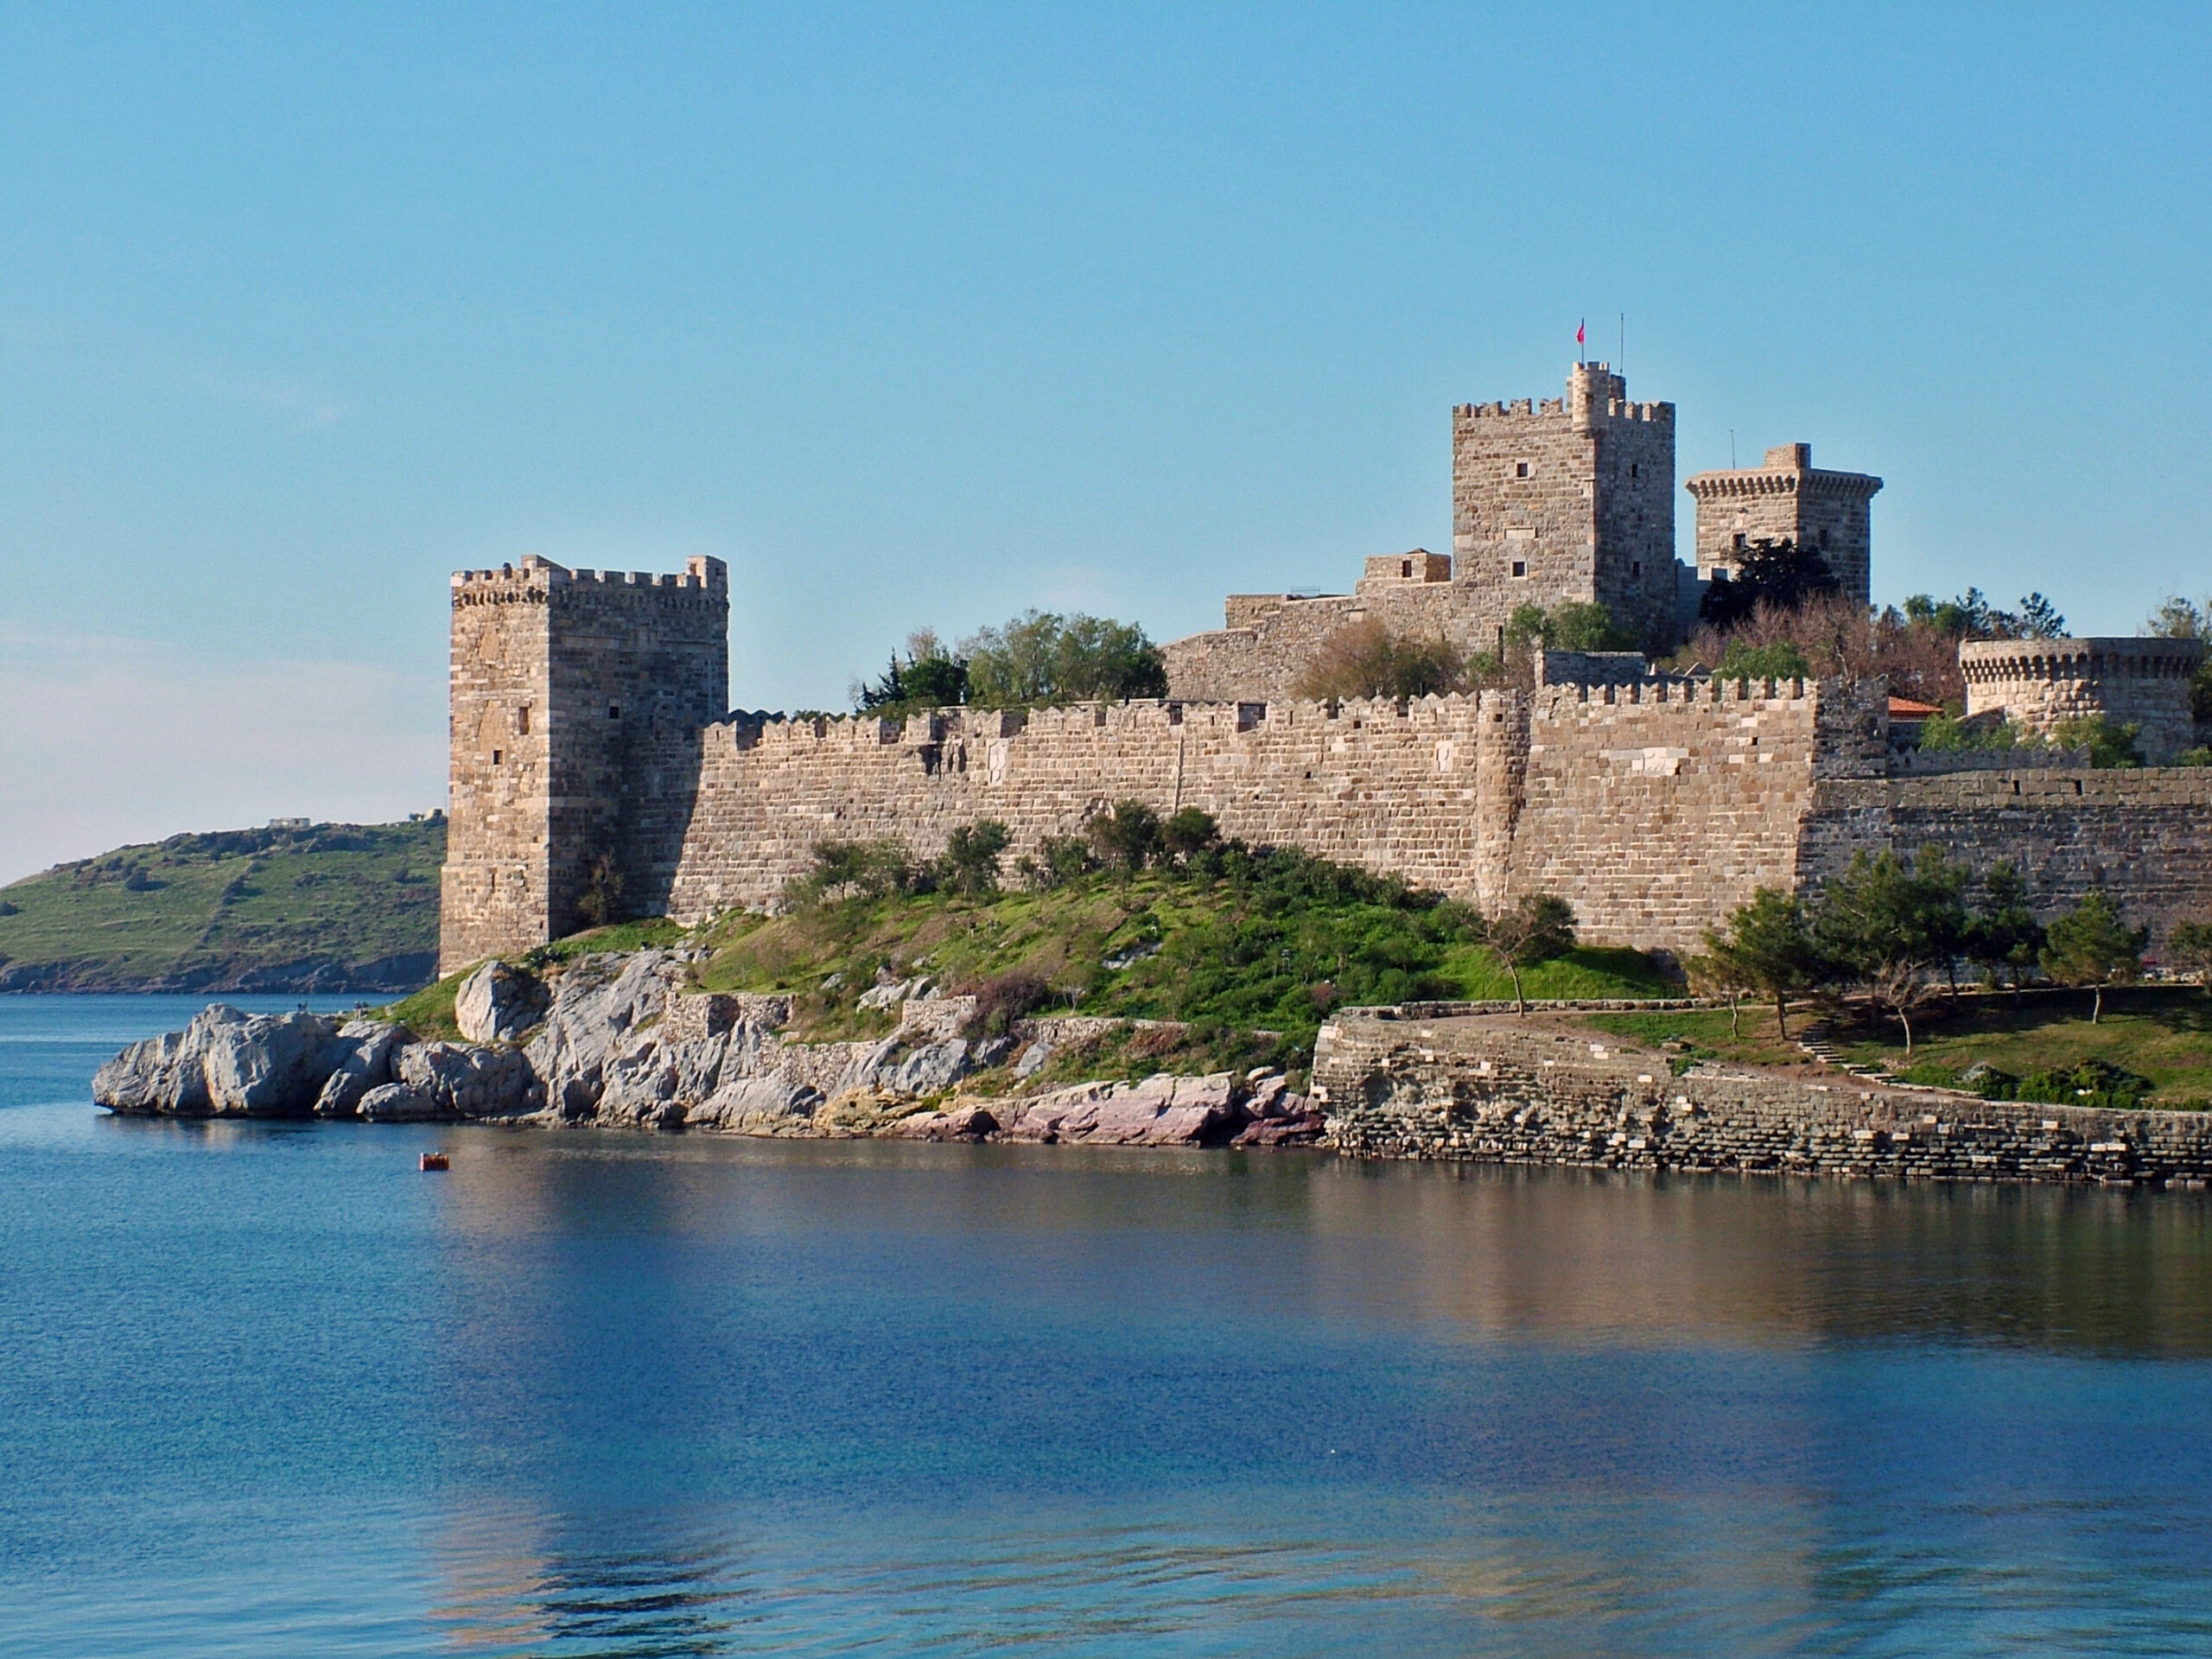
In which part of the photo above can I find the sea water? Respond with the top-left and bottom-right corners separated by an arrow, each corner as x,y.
3,994 -> 2211,1656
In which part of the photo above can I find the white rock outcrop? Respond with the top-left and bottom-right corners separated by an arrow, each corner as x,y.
90,950 -> 1325,1149
93,1006 -> 346,1117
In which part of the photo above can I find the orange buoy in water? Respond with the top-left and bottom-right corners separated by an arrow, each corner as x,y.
420,1153 -> 449,1172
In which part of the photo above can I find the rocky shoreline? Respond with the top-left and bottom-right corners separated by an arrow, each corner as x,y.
91,950 -> 1325,1150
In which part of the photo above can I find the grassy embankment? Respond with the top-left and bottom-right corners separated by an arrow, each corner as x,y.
391,855 -> 1675,1077
1583,987 -> 2212,1108
0,820 -> 444,992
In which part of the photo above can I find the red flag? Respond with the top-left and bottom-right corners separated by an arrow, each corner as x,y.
1576,321 -> 1586,345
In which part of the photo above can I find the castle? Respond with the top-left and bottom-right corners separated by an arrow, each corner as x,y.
438,364 -> 2210,976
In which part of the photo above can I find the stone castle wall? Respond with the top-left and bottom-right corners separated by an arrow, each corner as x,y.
1961,637 -> 2204,762
442,565 -> 556,970
1800,766 -> 2212,948
645,671 -> 1889,956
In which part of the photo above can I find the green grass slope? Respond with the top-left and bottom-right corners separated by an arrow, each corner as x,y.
1584,987 -> 2212,1107
0,819 -> 445,993
694,852 -> 1675,1065
381,851 -> 1675,1071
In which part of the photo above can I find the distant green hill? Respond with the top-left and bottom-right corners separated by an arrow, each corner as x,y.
0,818 -> 444,993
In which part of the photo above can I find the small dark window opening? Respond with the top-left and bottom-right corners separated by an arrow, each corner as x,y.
1630,560 -> 1642,576
1510,560 -> 1528,578
492,749 -> 503,766
517,705 -> 531,734
1819,527 -> 1831,550
1401,559 -> 1413,578
1514,461 -> 1529,479
1630,462 -> 1639,478
608,704 -> 621,721
1732,532 -> 1746,552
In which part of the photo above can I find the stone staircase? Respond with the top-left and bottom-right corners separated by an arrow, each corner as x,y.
1796,1020 -> 1896,1083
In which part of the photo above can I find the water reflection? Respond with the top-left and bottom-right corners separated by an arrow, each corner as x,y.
385,1137 -> 2212,1654
428,1137 -> 2212,1359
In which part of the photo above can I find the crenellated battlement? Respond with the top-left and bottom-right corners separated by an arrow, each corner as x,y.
451,555 -> 727,600
1683,468 -> 1881,500
1961,636 -> 2205,763
700,669 -> 1844,766
1960,637 -> 2205,684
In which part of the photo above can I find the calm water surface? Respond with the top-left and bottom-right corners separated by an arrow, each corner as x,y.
3,994 -> 2212,1656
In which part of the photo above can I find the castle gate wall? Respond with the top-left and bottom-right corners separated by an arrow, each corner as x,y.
1491,674 -> 1881,949
661,696 -> 1496,925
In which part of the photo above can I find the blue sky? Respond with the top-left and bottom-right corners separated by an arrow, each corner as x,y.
3,3 -> 2208,880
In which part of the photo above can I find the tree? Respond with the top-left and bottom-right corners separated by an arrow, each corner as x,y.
798,837 -> 915,903
1715,639 -> 1811,682
1018,835 -> 1095,890
2051,715 -> 2145,769
2039,890 -> 2147,1023
1700,538 -> 1840,631
1814,848 -> 1970,1052
961,611 -> 1167,707
1484,893 -> 1577,1015
2145,595 -> 2207,640
1294,619 -> 1481,701
2166,919 -> 2212,999
1966,859 -> 2045,1000
576,850 -> 624,929
939,820 -> 1012,896
2016,593 -> 2068,639
1902,587 -> 2063,642
1162,808 -> 1220,861
1699,887 -> 1825,1039
1086,800 -> 1163,874
2143,600 -> 2212,733
1504,601 -> 1635,654
1682,952 -> 1748,1037
855,630 -> 970,716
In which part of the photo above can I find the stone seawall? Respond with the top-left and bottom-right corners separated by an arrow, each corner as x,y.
1312,1009 -> 2212,1186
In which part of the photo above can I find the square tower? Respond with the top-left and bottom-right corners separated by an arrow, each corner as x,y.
440,554 -> 728,972
1684,442 -> 1883,608
1451,363 -> 1676,646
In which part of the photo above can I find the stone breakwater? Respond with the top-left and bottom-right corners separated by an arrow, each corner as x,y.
90,950 -> 1322,1150
1312,1010 -> 2212,1186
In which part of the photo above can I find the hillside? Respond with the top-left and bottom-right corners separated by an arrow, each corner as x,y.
0,819 -> 444,993
390,843 -> 1675,1073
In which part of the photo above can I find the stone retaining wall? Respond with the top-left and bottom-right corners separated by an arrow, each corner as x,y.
1311,1009 -> 2212,1186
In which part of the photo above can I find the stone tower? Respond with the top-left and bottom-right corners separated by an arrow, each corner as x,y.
1451,362 -> 1676,647
440,554 -> 728,973
1961,636 -> 2205,763
1684,443 -> 1882,608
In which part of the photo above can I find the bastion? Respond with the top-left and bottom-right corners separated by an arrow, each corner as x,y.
1961,636 -> 2205,762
